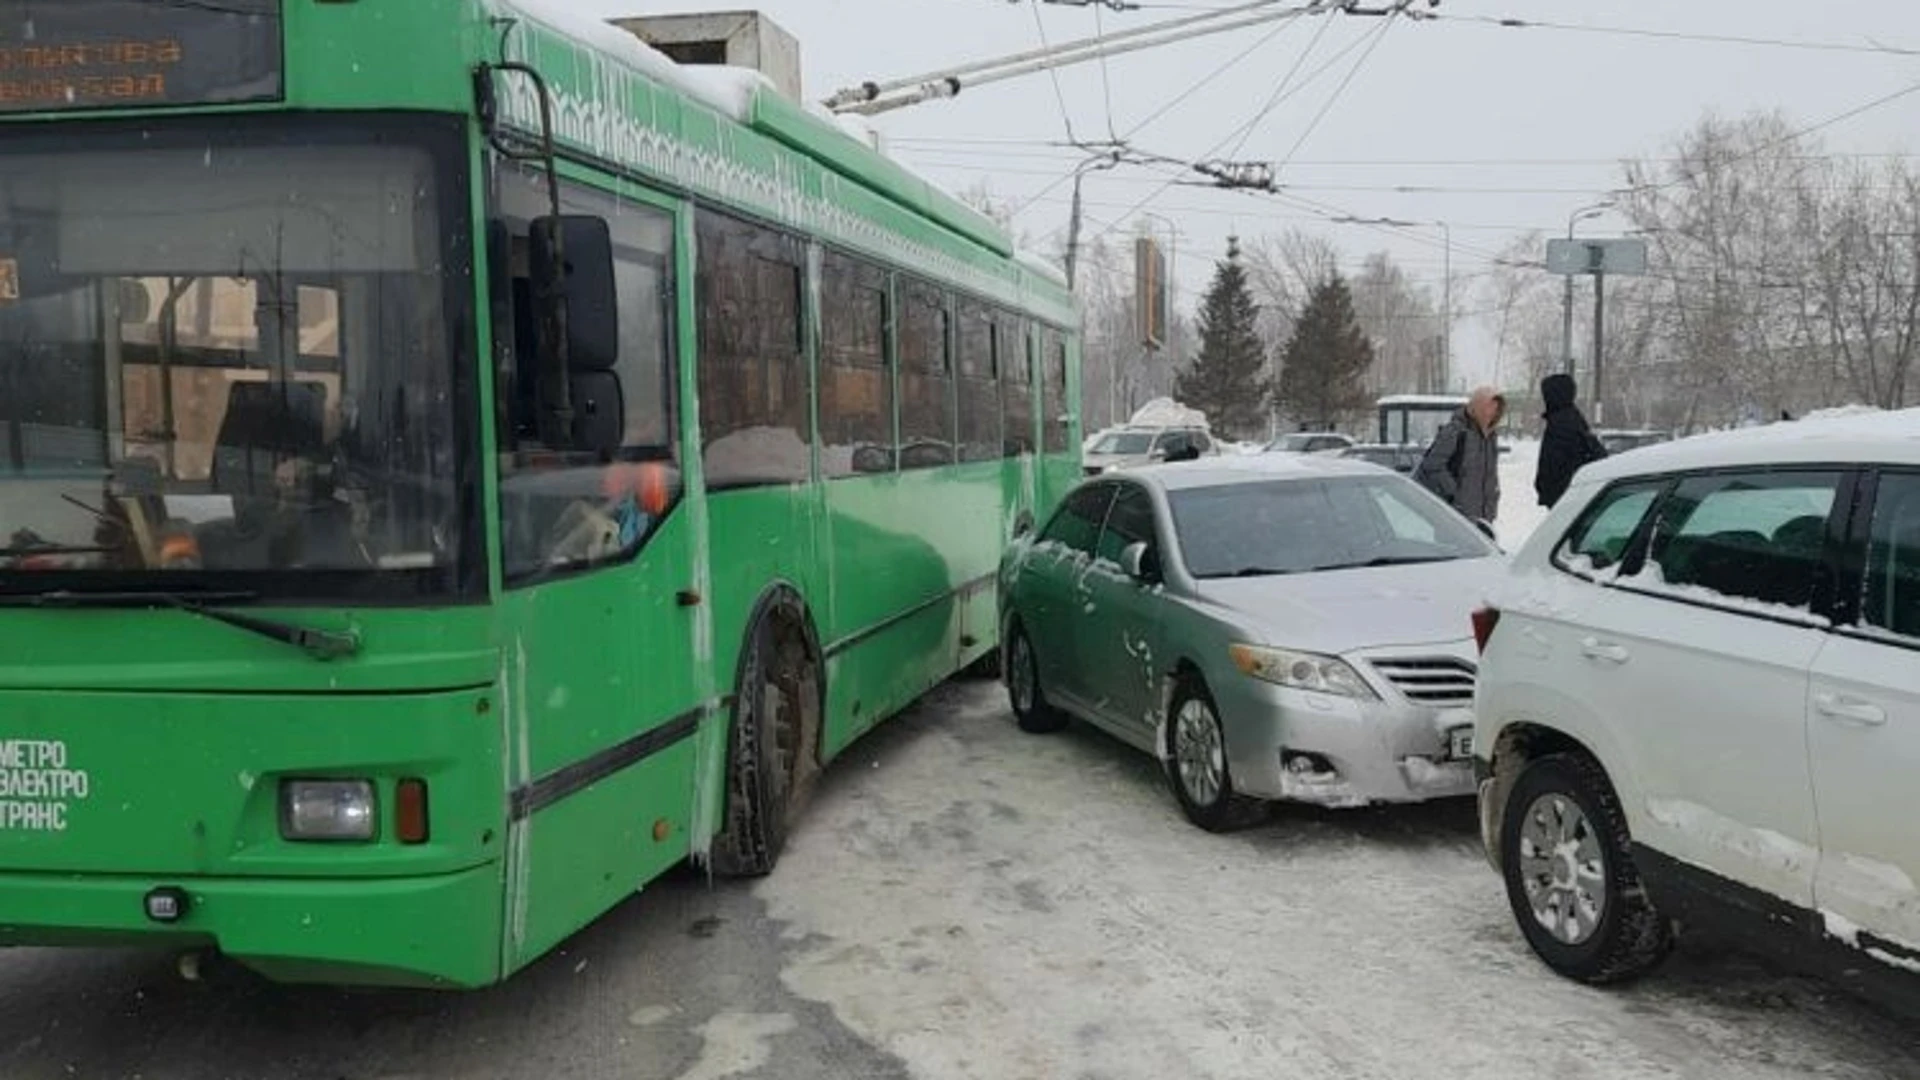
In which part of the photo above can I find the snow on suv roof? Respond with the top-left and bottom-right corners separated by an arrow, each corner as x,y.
1582,407 -> 1920,481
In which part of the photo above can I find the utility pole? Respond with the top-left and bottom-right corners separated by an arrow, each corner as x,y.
1563,202 -> 1612,377
1592,269 -> 1606,426
1063,152 -> 1120,293
1439,219 -> 1451,390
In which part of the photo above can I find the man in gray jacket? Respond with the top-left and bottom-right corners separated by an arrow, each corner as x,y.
1415,386 -> 1505,523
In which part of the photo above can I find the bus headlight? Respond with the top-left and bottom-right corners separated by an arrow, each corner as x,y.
280,780 -> 376,841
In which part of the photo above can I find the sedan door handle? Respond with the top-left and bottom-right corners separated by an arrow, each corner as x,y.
1814,693 -> 1888,727
1580,637 -> 1629,664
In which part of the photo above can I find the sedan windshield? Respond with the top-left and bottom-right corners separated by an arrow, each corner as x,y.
1171,476 -> 1495,579
1091,431 -> 1154,455
0,117 -> 472,600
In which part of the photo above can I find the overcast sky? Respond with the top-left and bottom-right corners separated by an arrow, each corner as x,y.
578,0 -> 1920,389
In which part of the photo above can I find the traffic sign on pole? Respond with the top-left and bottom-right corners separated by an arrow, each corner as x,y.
1545,237 -> 1648,277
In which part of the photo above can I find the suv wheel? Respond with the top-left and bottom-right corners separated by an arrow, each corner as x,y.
1500,753 -> 1673,983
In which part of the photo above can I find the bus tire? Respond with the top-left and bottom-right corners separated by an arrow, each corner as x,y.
713,595 -> 821,878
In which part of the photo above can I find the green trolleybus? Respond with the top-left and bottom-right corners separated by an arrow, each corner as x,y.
0,0 -> 1080,987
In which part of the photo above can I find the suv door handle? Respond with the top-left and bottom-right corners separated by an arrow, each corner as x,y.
1814,693 -> 1888,727
1580,637 -> 1630,664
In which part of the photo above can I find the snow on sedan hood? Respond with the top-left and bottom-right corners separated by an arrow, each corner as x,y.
1192,556 -> 1506,656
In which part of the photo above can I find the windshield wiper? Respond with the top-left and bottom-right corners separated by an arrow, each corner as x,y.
1204,566 -> 1300,579
1310,555 -> 1455,572
3,590 -> 361,661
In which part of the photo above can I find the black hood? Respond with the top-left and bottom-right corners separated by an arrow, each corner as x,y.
1541,373 -> 1578,411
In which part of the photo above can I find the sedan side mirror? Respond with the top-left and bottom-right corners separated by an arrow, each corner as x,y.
1120,541 -> 1160,583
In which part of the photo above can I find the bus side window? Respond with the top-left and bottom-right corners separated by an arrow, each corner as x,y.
1000,312 -> 1033,458
491,167 -> 681,583
695,209 -> 808,489
818,250 -> 892,478
955,299 -> 998,463
897,279 -> 954,470
1041,330 -> 1070,454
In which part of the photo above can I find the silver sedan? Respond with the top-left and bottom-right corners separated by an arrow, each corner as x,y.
997,455 -> 1507,831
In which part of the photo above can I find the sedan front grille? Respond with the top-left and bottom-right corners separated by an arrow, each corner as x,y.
1370,656 -> 1477,706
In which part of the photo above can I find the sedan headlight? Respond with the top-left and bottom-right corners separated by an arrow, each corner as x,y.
1228,644 -> 1377,700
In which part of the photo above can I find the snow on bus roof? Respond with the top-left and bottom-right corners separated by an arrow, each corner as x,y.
1016,249 -> 1068,288
1377,394 -> 1469,407
499,0 -> 745,116
497,1 -> 1044,283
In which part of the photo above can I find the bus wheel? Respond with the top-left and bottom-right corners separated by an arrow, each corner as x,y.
713,603 -> 820,877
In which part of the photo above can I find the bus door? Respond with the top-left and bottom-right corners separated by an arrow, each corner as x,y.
488,166 -> 709,973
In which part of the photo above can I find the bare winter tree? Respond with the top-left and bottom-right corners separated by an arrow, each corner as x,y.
1611,110 -> 1920,426
1791,156 -> 1920,410
1349,251 -> 1443,397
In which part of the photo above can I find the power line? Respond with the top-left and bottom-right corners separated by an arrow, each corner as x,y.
1029,0 -> 1083,144
1621,77 -> 1920,199
1004,2 -> 1316,219
888,137 -> 1920,170
1085,6 -> 1411,245
1093,1 -> 1122,141
1421,11 -> 1920,59
1221,0 -> 1337,161
1273,9 -> 1399,173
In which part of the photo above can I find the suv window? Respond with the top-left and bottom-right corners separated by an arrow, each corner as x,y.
1556,481 -> 1664,573
1040,484 -> 1114,555
1641,471 -> 1842,612
1863,472 -> 1920,641
1096,484 -> 1157,565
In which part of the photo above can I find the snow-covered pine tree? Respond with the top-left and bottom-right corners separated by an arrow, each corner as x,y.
1277,273 -> 1376,431
1172,237 -> 1269,439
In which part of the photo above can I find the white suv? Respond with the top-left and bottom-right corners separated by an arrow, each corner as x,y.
1472,409 -> 1920,999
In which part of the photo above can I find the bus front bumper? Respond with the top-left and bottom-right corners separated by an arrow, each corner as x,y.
0,860 -> 504,989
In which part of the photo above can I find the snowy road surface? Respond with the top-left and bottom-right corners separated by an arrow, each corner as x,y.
3,682 -> 1918,1079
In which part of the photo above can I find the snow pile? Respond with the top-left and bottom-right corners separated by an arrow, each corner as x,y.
1798,404 -> 1882,423
1128,397 -> 1209,429
1495,438 -> 1548,552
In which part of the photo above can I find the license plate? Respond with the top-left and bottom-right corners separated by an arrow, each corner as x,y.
1448,727 -> 1474,760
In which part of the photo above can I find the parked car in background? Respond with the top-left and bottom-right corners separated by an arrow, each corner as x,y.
1472,408 -> 1920,1003
1082,425 -> 1217,475
1336,442 -> 1422,475
999,456 -> 1506,831
1265,432 -> 1356,455
1595,428 -> 1670,455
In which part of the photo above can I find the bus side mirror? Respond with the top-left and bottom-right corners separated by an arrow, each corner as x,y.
530,215 -> 620,450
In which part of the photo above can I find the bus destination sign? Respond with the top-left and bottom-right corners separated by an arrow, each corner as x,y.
0,0 -> 282,114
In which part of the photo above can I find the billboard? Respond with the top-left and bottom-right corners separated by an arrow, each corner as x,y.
1135,236 -> 1167,351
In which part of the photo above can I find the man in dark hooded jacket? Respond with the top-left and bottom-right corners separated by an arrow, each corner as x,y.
1534,373 -> 1608,509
